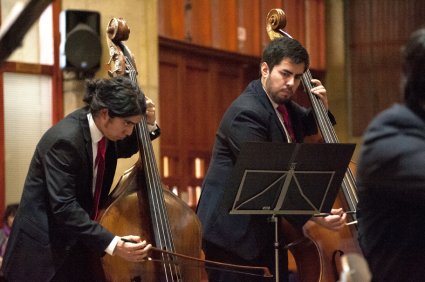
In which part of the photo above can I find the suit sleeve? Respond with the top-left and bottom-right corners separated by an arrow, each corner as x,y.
44,140 -> 114,254
225,109 -> 271,157
115,124 -> 160,158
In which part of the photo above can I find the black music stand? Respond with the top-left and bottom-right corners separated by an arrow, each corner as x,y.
222,142 -> 355,281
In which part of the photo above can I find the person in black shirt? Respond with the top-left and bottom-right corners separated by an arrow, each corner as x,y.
357,28 -> 425,282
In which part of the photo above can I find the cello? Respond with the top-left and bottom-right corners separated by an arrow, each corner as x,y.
98,17 -> 202,282
266,9 -> 362,282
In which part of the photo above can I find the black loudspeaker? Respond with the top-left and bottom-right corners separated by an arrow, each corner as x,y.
60,10 -> 101,73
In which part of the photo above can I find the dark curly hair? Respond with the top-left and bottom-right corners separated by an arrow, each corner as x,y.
261,36 -> 309,72
83,76 -> 146,118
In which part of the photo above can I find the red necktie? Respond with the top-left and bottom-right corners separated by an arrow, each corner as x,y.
277,104 -> 296,142
92,137 -> 106,220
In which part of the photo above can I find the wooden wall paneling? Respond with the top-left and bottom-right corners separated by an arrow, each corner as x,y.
242,62 -> 261,90
350,47 -> 376,136
210,0 -> 238,52
368,0 -> 417,110
348,0 -> 425,136
305,0 -> 326,70
159,50 -> 182,149
216,62 -> 245,115
281,0 -> 307,46
184,55 -> 213,148
349,0 -> 373,136
374,42 -> 403,109
201,55 -> 258,152
187,150 -> 211,180
52,0 -> 63,124
158,0 -> 185,40
161,145 -> 183,196
237,0 -> 262,56
208,53 -> 260,134
212,60 -> 244,154
410,0 -> 425,29
190,0 -> 213,46
187,149 -> 210,206
159,47 -> 184,191
183,54 -> 211,148
206,61 -> 222,150
183,54 -> 212,199
157,0 -> 328,60
159,37 -> 261,206
0,69 -> 4,213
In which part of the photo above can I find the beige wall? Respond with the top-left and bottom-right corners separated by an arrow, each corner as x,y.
325,0 -> 361,161
61,0 -> 160,188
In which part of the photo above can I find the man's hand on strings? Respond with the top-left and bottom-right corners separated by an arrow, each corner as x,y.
145,97 -> 157,126
310,208 -> 347,231
310,79 -> 329,110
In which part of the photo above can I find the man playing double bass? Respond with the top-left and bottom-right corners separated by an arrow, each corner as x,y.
197,36 -> 347,281
1,76 -> 159,281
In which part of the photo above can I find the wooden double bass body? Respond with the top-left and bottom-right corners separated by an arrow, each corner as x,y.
100,164 -> 202,282
266,9 -> 363,282
98,18 -> 202,282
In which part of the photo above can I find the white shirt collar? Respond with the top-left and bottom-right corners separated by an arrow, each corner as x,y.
87,113 -> 103,144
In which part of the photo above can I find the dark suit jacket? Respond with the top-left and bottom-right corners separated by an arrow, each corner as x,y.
196,79 -> 335,260
357,104 -> 425,282
1,107 -> 150,281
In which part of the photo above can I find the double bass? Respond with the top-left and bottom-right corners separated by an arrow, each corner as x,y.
98,18 -> 202,282
266,9 -> 362,282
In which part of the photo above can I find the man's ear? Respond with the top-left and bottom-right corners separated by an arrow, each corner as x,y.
260,62 -> 269,77
99,108 -> 109,120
